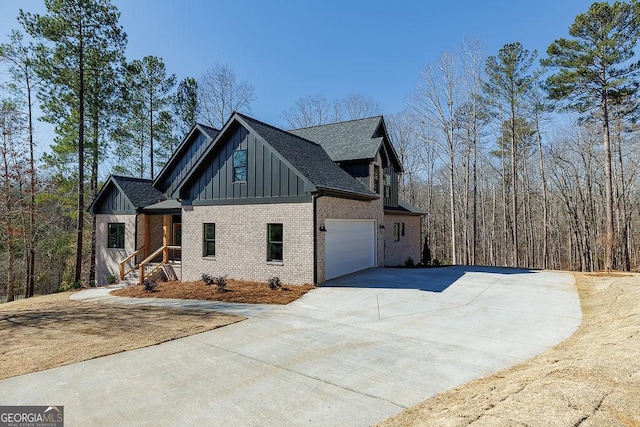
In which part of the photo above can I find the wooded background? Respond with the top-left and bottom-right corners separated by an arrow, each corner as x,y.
1,0 -> 639,301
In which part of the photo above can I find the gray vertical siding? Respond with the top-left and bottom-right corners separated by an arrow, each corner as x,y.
182,124 -> 309,203
156,133 -> 209,198
94,184 -> 136,214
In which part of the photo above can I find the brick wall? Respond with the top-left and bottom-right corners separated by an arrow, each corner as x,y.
181,203 -> 314,285
95,213 -> 137,285
315,196 -> 384,283
383,213 -> 422,266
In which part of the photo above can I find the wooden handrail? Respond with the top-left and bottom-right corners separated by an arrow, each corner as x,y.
119,247 -> 144,280
120,245 -> 182,284
138,245 -> 182,284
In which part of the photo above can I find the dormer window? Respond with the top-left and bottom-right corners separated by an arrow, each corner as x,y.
384,174 -> 391,198
233,149 -> 247,182
373,165 -> 380,193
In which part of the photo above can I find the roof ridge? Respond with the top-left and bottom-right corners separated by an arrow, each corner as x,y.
291,115 -> 382,131
111,174 -> 153,183
236,112 -> 323,148
196,122 -> 220,132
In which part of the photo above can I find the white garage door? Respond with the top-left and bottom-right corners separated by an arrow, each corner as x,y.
325,219 -> 376,280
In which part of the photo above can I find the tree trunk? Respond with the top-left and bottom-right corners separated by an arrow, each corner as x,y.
535,113 -> 549,269
89,105 -> 99,285
510,110 -> 518,267
602,93 -> 614,271
26,72 -> 36,298
74,41 -> 85,285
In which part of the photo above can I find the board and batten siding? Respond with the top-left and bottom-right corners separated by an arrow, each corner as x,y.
92,184 -> 136,214
157,132 -> 210,197
182,124 -> 310,203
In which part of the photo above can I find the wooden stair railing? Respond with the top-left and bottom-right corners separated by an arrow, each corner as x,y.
119,247 -> 144,281
119,245 -> 181,284
137,245 -> 182,285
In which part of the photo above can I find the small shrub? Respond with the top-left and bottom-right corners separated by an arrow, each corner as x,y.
142,279 -> 157,292
268,276 -> 282,290
422,236 -> 432,265
432,258 -> 441,267
106,275 -> 117,285
216,276 -> 227,292
202,273 -> 215,286
405,257 -> 415,267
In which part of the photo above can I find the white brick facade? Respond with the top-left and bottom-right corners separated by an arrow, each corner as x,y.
315,196 -> 383,284
181,203 -> 315,285
383,213 -> 422,266
95,213 -> 137,285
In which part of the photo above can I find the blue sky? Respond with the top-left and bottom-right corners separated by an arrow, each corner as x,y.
1,0 -> 595,134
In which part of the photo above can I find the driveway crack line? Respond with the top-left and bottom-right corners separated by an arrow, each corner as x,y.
194,339 -> 408,410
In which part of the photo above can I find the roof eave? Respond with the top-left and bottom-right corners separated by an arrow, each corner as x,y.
316,186 -> 379,201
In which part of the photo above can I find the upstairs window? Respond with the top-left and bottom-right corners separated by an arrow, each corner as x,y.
203,223 -> 216,256
267,223 -> 283,262
107,223 -> 125,249
373,165 -> 380,193
233,149 -> 247,182
384,174 -> 392,199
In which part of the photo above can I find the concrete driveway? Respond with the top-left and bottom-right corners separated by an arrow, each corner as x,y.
0,266 -> 581,426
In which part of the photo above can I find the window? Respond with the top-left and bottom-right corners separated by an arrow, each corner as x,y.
203,223 -> 215,256
107,223 -> 125,249
233,149 -> 247,182
393,223 -> 400,242
373,165 -> 380,193
267,223 -> 283,262
384,174 -> 391,199
401,222 -> 405,236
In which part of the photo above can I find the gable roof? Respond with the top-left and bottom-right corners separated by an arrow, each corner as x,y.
87,175 -> 166,214
289,116 -> 384,162
177,112 -> 378,200
237,114 -> 377,198
153,123 -> 220,192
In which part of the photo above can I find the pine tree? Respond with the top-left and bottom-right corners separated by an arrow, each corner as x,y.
543,1 -> 640,271
484,42 -> 539,267
121,56 -> 176,179
20,0 -> 126,284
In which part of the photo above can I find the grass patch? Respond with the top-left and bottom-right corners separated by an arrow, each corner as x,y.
0,291 -> 242,380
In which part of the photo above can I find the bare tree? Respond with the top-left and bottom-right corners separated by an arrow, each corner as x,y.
282,94 -> 332,128
0,30 -> 41,297
198,63 -> 255,129
334,93 -> 381,121
283,92 -> 381,129
410,51 -> 463,265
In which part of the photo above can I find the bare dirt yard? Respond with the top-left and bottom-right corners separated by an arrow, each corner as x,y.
112,279 -> 316,305
0,291 -> 242,380
379,272 -> 640,427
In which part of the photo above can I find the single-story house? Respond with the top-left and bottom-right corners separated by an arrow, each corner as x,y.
88,112 -> 422,285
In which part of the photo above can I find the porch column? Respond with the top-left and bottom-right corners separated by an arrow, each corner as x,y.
163,214 -> 170,263
143,214 -> 150,258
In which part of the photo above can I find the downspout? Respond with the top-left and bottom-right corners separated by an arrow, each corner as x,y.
134,211 -> 139,262
312,190 -> 325,285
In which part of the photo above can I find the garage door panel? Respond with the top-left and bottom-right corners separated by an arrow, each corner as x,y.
325,219 -> 375,280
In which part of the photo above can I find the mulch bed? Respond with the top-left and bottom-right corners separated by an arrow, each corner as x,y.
111,279 -> 316,305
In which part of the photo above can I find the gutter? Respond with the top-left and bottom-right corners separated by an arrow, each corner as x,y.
312,190 -> 325,285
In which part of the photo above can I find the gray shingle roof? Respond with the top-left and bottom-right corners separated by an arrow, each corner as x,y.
198,123 -> 220,140
237,114 -> 377,198
111,175 -> 165,208
289,116 -> 383,162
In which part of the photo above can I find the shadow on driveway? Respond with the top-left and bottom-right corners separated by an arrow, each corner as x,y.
323,265 -> 538,292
